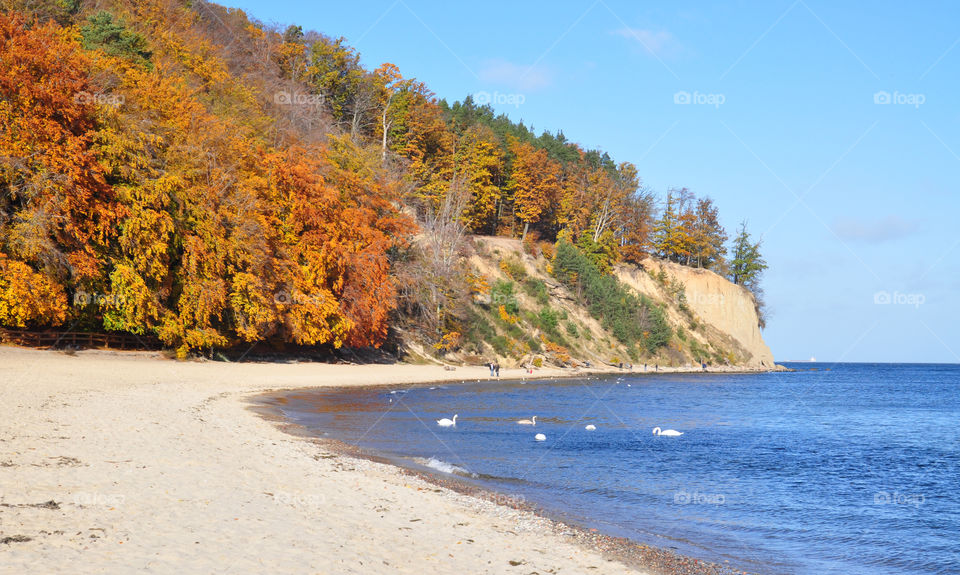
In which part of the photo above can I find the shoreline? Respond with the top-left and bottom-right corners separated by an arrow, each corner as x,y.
251,390 -> 757,575
0,346 -> 773,574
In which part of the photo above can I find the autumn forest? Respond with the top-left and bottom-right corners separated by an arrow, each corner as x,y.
0,0 -> 766,359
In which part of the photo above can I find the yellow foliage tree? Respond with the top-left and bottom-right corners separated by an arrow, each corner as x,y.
0,257 -> 68,327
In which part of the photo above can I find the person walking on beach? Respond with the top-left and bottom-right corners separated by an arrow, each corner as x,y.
489,361 -> 495,377
495,362 -> 500,377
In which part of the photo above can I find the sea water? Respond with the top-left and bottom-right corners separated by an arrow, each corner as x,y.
261,364 -> 960,574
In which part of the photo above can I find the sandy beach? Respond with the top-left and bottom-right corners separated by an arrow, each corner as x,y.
0,347 -> 762,574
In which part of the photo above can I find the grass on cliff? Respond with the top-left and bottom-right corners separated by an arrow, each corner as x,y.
551,240 -> 672,354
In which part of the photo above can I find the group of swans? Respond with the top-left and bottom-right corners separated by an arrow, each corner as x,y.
517,416 -> 599,433
518,416 -> 596,431
436,414 -> 549,440
436,415 -> 681,438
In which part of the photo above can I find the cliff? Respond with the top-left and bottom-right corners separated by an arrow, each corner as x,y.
616,261 -> 775,367
416,236 -> 776,370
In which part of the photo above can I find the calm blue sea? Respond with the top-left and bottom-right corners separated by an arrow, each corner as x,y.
261,363 -> 960,574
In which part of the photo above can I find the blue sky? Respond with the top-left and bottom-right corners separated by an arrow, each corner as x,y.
224,0 -> 959,363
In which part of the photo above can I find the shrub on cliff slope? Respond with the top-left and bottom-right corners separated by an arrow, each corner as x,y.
551,241 -> 670,355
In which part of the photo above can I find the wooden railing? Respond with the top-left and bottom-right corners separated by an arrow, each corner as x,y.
0,329 -> 162,350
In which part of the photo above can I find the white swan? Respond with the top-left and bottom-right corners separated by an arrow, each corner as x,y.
517,416 -> 537,425
534,433 -> 546,441
437,414 -> 458,427
584,424 -> 597,431
652,426 -> 682,436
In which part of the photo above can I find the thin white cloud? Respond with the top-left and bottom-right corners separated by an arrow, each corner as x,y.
478,59 -> 552,92
613,27 -> 679,57
832,215 -> 921,243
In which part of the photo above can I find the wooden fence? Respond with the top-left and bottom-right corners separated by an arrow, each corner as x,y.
0,329 -> 162,350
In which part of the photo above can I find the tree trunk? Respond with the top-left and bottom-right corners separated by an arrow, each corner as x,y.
381,110 -> 389,161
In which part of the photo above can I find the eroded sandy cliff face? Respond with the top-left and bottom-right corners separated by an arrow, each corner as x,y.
617,260 -> 775,367
450,237 -> 775,369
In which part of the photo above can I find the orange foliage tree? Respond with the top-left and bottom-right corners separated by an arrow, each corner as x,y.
507,139 -> 561,240
0,12 -> 121,326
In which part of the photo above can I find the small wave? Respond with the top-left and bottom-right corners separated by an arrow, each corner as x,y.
409,458 -> 526,484
417,457 -> 477,478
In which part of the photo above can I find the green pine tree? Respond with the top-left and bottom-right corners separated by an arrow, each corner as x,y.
80,12 -> 152,68
729,221 -> 766,288
729,221 -> 768,327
